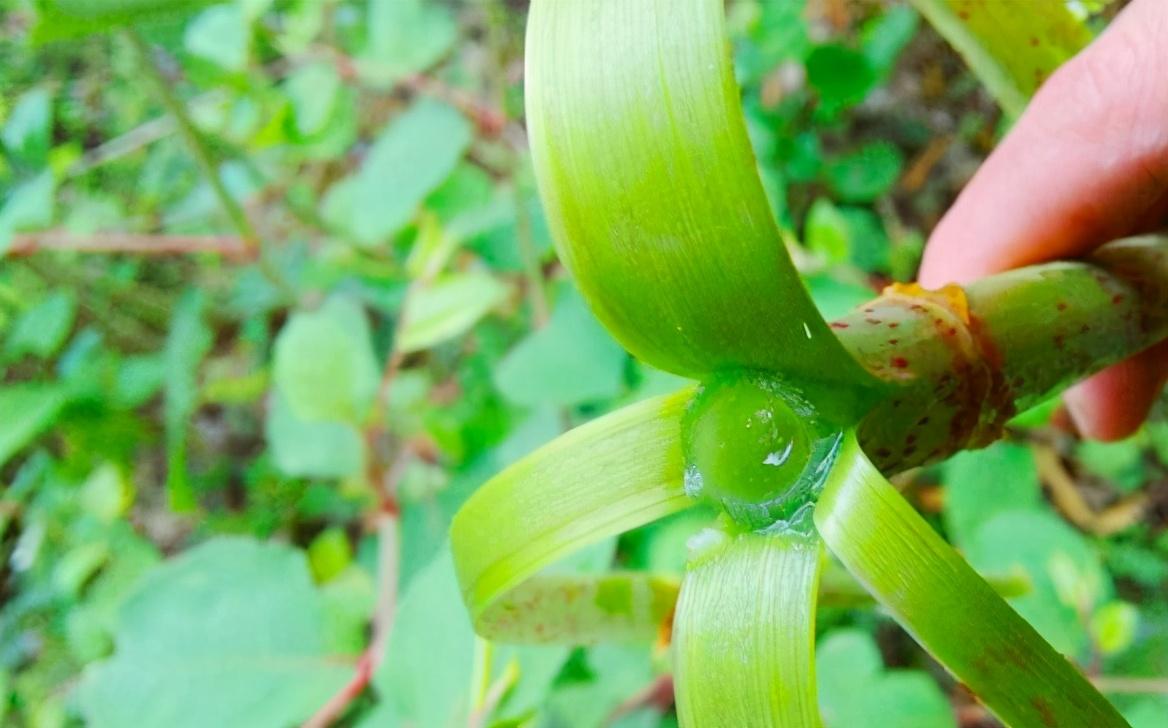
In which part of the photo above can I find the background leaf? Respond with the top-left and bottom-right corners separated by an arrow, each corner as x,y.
80,537 -> 350,728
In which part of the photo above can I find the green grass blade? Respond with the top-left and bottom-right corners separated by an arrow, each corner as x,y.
815,432 -> 1127,727
674,530 -> 822,728
910,0 -> 1092,117
525,0 -> 879,393
451,390 -> 694,641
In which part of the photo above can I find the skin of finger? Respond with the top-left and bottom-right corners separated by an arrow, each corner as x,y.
918,0 -> 1168,288
1062,341 -> 1168,441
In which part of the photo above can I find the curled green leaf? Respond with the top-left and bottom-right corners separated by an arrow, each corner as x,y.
451,390 -> 693,642
526,0 -> 880,395
815,432 -> 1126,727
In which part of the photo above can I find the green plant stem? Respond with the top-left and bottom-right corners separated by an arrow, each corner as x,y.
126,30 -> 296,301
838,234 -> 1168,472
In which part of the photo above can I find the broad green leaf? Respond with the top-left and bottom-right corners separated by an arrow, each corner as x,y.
824,141 -> 904,203
323,99 -> 471,247
398,270 -> 508,353
805,198 -> 851,264
163,290 -> 213,512
307,528 -> 352,584
4,291 -> 77,360
32,0 -> 219,42
910,0 -> 1092,117
815,432 -> 1126,728
815,630 -> 883,703
494,287 -> 627,407
1,87 -> 53,166
451,390 -> 694,641
79,537 -> 349,728
1125,698 -> 1168,728
806,44 -> 877,114
359,0 -> 457,85
942,442 -> 1042,547
1076,437 -> 1147,492
817,630 -> 955,728
674,530 -> 822,727
543,645 -> 658,727
861,6 -> 920,78
0,170 -> 56,254
265,390 -> 364,480
0,383 -> 67,470
283,61 -> 341,139
363,546 -> 475,727
966,509 -> 1107,657
273,296 -> 379,423
526,0 -> 879,394
184,4 -> 249,71
806,275 -> 874,322
1090,601 -> 1139,657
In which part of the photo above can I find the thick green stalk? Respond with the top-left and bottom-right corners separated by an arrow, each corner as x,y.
839,234 -> 1168,472
815,432 -> 1127,728
673,529 -> 822,728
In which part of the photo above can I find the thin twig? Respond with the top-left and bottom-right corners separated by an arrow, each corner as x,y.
302,512 -> 399,728
606,675 -> 675,725
512,174 -> 550,328
8,231 -> 250,258
1092,676 -> 1168,694
127,30 -> 259,252
64,89 -> 223,178
466,657 -> 518,728
1031,443 -> 1148,536
303,281 -> 423,726
127,30 -> 297,300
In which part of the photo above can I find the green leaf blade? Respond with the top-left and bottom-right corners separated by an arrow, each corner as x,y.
0,383 -> 67,469
525,0 -> 878,392
910,0 -> 1092,117
79,538 -> 350,728
674,530 -> 822,728
451,390 -> 694,641
814,433 -> 1127,728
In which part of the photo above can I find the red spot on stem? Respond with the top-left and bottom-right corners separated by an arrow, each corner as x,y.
891,357 -> 910,369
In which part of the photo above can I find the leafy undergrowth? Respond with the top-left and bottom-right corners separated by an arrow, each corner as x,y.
0,0 -> 1163,726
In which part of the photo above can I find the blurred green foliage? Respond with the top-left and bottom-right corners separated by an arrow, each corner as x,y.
0,0 -> 1163,726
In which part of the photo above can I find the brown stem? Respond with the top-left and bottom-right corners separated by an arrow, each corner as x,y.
303,278 -> 423,725
302,513 -> 399,728
1031,442 -> 1150,536
8,232 -> 251,259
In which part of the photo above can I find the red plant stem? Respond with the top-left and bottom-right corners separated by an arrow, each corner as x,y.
302,513 -> 399,728
7,232 -> 252,259
303,278 -> 422,726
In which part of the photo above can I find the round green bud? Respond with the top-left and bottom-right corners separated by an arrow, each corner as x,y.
683,372 -> 839,531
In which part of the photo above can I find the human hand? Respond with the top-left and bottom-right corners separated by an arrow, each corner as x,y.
918,0 -> 1168,441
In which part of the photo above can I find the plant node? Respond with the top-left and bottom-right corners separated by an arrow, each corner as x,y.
682,371 -> 843,532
